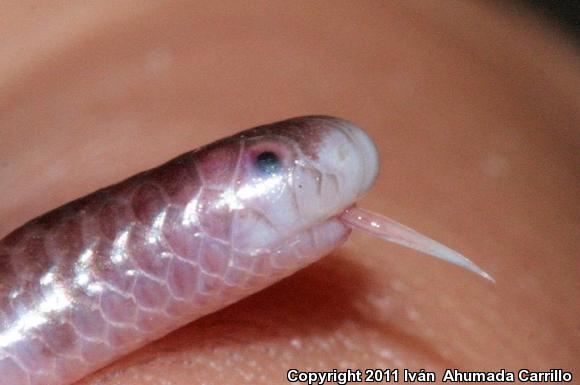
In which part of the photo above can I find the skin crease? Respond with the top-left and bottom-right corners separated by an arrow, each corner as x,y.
0,0 -> 578,384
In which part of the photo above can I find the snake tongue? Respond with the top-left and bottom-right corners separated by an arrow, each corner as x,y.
340,206 -> 494,282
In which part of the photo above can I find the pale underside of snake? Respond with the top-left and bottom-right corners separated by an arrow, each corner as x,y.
0,116 -> 492,385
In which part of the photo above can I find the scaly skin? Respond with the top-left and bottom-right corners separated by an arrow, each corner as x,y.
0,116 -> 379,385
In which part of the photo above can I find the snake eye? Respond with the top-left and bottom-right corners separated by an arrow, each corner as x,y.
255,151 -> 281,175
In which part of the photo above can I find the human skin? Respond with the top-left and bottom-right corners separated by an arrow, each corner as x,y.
0,1 -> 578,384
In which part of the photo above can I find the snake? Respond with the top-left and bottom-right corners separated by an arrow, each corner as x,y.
0,116 -> 491,385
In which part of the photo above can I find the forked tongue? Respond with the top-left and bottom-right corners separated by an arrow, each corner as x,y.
340,207 -> 494,282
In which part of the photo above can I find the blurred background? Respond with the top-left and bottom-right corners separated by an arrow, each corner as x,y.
519,0 -> 579,38
0,1 -> 577,384
520,0 -> 580,40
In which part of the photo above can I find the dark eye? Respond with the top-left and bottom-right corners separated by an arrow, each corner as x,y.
255,151 -> 281,174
